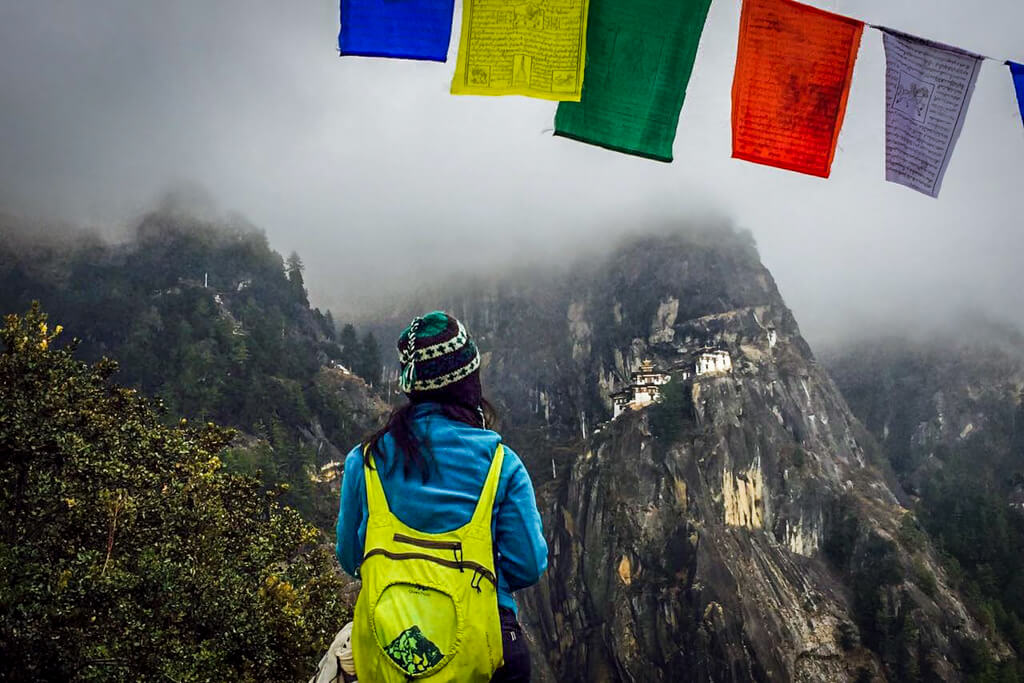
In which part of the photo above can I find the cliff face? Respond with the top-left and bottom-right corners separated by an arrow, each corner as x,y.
371,229 -> 993,681
825,332 -> 1024,678
825,331 -> 1024,502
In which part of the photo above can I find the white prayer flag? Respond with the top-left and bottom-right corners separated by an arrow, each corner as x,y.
882,30 -> 982,198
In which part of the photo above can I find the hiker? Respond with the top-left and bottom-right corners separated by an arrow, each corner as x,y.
336,311 -> 548,682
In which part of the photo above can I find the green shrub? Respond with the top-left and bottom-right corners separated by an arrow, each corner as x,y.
912,558 -> 938,597
649,372 -> 694,445
0,305 -> 350,682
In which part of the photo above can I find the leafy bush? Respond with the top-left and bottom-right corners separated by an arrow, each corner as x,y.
648,372 -> 694,445
0,305 -> 350,682
898,513 -> 928,554
912,558 -> 938,597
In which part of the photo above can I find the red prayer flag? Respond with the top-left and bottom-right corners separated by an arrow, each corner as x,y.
731,0 -> 863,178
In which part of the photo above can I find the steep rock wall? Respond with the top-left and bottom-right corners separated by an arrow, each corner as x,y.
371,229 -> 990,681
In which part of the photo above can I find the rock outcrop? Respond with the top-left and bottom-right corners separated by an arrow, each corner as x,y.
372,228 -> 993,681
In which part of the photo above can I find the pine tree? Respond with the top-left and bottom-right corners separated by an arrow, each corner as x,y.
339,324 -> 359,369
324,310 -> 336,340
357,330 -> 382,386
285,251 -> 307,303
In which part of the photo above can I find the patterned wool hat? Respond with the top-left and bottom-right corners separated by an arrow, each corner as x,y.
397,311 -> 480,393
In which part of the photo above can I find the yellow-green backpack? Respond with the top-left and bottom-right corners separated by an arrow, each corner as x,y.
352,444 -> 505,681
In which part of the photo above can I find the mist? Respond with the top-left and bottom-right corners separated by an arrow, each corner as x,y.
0,0 -> 1021,346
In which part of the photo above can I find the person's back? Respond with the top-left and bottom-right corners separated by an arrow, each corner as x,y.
336,311 -> 547,682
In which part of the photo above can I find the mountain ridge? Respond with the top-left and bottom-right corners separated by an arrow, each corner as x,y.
3,213 -> 1020,680
0,210 -> 389,526
367,225 -> 1004,681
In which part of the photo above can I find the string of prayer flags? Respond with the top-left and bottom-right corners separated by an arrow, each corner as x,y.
553,0 -> 714,162
882,30 -> 982,198
338,0 -> 455,61
451,0 -> 590,100
731,0 -> 863,178
1010,62 -> 1024,126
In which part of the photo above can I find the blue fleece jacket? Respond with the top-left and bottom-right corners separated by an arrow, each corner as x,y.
335,403 -> 548,613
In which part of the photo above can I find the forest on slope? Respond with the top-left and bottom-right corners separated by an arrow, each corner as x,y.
0,210 -> 389,526
826,328 -> 1024,678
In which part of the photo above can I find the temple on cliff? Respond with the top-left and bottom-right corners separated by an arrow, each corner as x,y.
611,349 -> 734,420
611,360 -> 672,418
696,348 -> 732,375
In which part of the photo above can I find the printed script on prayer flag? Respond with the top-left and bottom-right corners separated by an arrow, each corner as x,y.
553,0 -> 714,162
1010,62 -> 1024,126
882,30 -> 981,198
339,0 -> 455,61
451,0 -> 590,100
731,0 -> 863,178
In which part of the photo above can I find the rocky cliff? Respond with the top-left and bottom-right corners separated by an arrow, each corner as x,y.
824,327 -> 1024,503
825,328 -> 1024,679
374,228 -> 997,681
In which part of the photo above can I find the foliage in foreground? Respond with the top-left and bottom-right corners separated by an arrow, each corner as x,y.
0,304 -> 350,682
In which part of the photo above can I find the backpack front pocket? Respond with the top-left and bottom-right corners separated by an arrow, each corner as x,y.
393,533 -> 464,565
372,582 -> 459,677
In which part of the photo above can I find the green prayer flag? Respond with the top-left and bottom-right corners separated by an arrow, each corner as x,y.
554,0 -> 713,162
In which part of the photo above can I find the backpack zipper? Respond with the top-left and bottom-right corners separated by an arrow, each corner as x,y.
393,533 -> 461,552
393,533 -> 464,568
363,548 -> 496,588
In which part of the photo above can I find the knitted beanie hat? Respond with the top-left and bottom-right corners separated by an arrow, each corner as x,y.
397,311 -> 480,393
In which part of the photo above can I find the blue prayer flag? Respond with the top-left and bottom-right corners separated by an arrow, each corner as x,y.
339,0 -> 455,61
1010,61 -> 1024,125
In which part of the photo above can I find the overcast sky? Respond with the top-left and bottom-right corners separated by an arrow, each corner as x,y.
0,0 -> 1020,345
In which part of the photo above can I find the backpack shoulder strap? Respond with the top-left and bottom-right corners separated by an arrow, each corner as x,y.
466,444 -> 505,534
361,444 -> 393,524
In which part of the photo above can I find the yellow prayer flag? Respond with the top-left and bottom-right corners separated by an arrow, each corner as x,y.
451,0 -> 590,101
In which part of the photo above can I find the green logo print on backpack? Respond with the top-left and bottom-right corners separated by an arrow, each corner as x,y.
384,625 -> 443,674
352,444 -> 505,681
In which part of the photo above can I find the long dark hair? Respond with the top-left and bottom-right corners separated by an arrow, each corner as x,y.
366,372 -> 499,482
